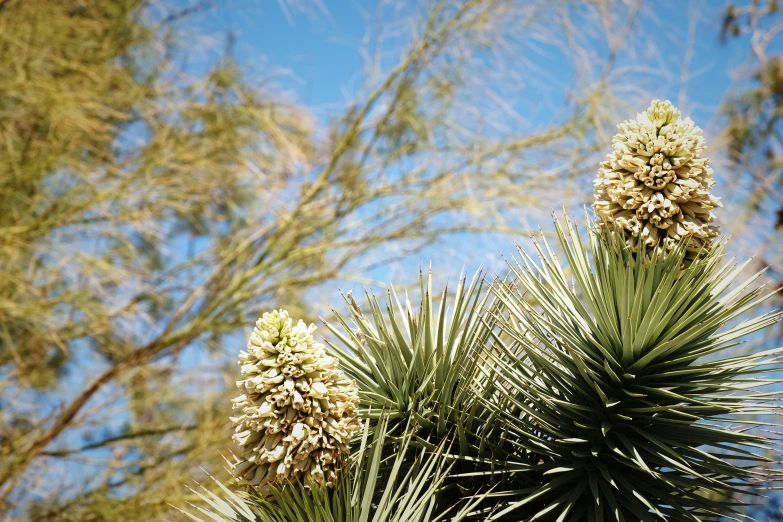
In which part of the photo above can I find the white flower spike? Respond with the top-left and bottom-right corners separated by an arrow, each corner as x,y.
593,100 -> 722,256
229,310 -> 360,492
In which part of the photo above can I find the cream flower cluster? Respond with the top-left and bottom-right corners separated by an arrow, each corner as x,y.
593,100 -> 722,255
230,310 -> 360,491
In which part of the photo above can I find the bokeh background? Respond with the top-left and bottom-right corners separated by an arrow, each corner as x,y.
1,0 -> 782,520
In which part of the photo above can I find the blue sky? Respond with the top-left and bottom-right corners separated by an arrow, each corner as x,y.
196,1 -> 751,124
198,2 -> 368,107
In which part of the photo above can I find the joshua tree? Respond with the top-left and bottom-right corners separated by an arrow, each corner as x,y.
184,101 -> 783,521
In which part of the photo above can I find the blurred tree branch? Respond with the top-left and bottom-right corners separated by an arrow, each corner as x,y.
720,0 -> 783,304
40,425 -> 198,458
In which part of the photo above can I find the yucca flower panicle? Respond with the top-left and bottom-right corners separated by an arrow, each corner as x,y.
230,309 -> 360,492
594,100 -> 722,257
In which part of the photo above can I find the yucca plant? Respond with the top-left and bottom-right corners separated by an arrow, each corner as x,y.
182,100 -> 783,522
478,215 -> 783,520
322,270 -> 504,450
322,270 -> 515,515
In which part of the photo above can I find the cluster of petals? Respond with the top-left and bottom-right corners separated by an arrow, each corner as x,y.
230,310 -> 360,492
593,100 -> 721,255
